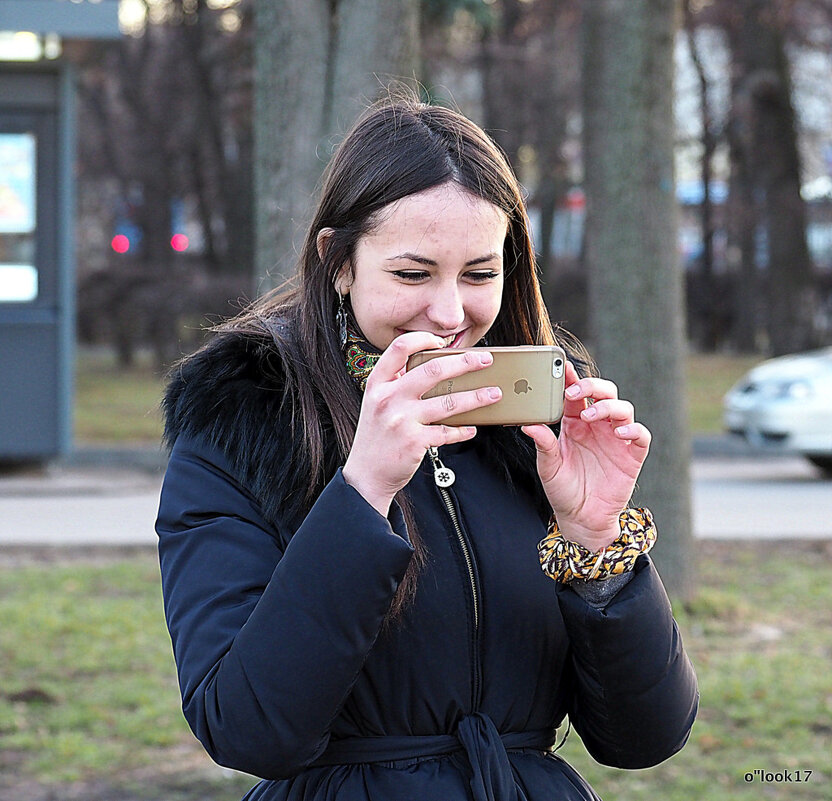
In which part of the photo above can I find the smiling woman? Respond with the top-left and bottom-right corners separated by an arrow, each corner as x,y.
155,93 -> 698,801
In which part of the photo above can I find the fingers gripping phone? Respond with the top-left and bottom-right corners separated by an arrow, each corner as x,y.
407,346 -> 566,426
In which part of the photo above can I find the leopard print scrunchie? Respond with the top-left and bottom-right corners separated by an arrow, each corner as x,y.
538,507 -> 657,584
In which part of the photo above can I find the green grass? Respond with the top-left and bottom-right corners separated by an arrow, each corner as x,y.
1,542 -> 830,800
73,347 -> 766,443
0,551 -> 257,799
74,348 -> 166,444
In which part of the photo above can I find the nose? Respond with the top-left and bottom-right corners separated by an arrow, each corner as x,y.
425,284 -> 465,332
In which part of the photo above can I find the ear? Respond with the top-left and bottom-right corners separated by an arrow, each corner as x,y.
316,227 -> 352,296
316,227 -> 335,262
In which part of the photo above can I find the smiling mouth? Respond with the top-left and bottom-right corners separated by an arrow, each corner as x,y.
399,329 -> 468,347
442,331 -> 467,348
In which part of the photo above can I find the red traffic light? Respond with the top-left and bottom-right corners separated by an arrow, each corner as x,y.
170,233 -> 189,252
111,234 -> 130,254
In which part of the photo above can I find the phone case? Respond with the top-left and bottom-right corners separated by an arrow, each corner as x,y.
407,346 -> 566,425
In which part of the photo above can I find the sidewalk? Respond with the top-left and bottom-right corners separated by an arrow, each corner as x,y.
1,438 -> 830,545
0,456 -> 164,546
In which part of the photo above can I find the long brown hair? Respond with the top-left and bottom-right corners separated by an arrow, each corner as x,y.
218,92 -> 592,616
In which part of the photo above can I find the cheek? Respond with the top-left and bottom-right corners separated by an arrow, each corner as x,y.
376,285 -> 423,322
354,283 -> 414,332
473,283 -> 504,325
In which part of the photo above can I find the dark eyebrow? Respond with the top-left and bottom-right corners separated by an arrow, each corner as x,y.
386,252 -> 501,267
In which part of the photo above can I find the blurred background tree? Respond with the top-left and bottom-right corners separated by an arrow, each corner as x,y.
72,0 -> 253,367
681,0 -> 832,355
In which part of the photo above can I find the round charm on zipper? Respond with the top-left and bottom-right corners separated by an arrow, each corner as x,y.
434,465 -> 456,488
427,446 -> 456,488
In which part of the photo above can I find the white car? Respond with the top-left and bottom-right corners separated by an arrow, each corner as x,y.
723,348 -> 832,476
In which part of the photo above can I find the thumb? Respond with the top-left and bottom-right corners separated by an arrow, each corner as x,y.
521,424 -> 562,478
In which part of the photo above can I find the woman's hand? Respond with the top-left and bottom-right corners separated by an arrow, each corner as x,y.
522,361 -> 651,552
343,332 -> 501,516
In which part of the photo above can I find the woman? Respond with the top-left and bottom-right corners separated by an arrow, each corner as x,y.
156,95 -> 698,801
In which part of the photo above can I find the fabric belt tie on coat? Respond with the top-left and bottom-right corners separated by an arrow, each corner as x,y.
312,712 -> 555,801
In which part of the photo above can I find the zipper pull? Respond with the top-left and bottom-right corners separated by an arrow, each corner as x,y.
427,446 -> 455,488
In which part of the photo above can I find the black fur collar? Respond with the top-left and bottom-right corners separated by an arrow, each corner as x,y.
162,332 -> 304,528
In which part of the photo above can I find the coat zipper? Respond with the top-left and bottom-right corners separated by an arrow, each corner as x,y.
427,446 -> 482,707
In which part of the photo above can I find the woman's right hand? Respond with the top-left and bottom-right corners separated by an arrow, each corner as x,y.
342,331 -> 502,516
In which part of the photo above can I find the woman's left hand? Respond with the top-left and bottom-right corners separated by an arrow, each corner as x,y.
522,361 -> 651,552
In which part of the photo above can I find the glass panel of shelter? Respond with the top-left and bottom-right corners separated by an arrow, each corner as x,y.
0,130 -> 37,302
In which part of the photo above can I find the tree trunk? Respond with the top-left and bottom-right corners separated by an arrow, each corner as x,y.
582,0 -> 694,600
253,0 -> 419,291
726,97 -> 760,352
726,0 -> 815,355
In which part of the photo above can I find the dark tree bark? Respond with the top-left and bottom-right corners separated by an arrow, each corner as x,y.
583,0 -> 694,599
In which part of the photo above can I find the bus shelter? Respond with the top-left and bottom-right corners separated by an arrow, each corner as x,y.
0,0 -> 120,460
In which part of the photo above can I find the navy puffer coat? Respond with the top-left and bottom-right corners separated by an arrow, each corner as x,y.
156,333 -> 698,801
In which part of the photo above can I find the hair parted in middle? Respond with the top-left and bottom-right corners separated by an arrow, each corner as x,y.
303,94 -> 556,352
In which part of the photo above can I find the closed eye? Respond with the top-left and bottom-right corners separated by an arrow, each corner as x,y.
391,270 -> 430,281
466,271 -> 500,282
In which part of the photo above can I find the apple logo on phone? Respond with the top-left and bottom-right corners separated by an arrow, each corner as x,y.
514,379 -> 531,394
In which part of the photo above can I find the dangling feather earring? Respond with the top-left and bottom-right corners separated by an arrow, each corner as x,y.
336,291 -> 348,348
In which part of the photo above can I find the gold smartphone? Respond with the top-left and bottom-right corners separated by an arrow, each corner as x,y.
407,346 -> 566,426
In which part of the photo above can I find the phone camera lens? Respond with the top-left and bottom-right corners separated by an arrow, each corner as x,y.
554,358 -> 563,367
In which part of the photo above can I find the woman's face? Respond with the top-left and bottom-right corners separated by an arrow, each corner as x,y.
334,183 -> 508,352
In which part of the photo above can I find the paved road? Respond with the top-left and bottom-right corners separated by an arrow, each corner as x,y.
1,454 -> 830,545
692,456 -> 832,539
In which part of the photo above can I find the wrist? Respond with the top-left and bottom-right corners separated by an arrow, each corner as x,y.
341,464 -> 393,517
553,518 -> 621,552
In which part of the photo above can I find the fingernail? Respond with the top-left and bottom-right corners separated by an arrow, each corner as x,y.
479,352 -> 492,365
488,386 -> 501,400
581,406 -> 598,420
616,425 -> 631,436
565,385 -> 581,399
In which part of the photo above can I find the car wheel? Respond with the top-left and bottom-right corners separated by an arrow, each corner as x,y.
806,455 -> 832,477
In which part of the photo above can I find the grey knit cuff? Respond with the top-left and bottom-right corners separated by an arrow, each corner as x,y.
569,571 -> 635,608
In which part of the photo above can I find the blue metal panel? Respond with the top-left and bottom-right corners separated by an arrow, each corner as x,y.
0,1 -> 120,38
0,322 -> 59,457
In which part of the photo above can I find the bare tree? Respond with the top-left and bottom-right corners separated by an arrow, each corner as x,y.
686,0 -> 825,354
724,0 -> 816,355
73,0 -> 254,366
253,0 -> 420,291
583,0 -> 694,599
683,0 -> 728,352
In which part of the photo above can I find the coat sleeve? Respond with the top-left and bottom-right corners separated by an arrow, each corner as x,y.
155,434 -> 415,779
555,555 -> 699,769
